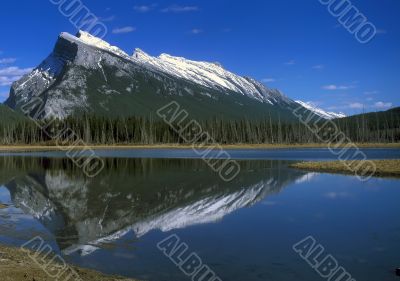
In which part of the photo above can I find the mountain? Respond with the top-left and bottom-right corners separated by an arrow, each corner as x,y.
295,100 -> 346,119
4,31 -> 314,121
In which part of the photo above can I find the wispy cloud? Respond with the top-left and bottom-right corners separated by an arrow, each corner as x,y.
349,102 -> 364,109
134,4 -> 157,13
0,58 -> 17,64
161,5 -> 199,13
324,192 -> 351,199
312,64 -> 324,70
322,84 -> 355,91
0,66 -> 33,76
376,29 -> 387,34
364,90 -> 379,95
284,60 -> 295,66
0,76 -> 21,86
0,66 -> 33,86
80,15 -> 115,27
374,101 -> 392,109
191,28 -> 203,34
100,15 -> 115,22
112,26 -> 136,34
261,78 -> 276,83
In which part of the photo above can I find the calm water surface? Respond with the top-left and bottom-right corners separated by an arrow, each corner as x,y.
0,149 -> 399,281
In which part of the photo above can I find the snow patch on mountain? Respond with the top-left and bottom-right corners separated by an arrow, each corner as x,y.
131,48 -> 281,104
71,30 -> 130,59
295,101 -> 346,119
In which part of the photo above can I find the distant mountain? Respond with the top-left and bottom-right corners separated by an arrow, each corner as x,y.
332,107 -> 400,142
4,31 -> 315,121
335,106 -> 399,126
295,100 -> 346,119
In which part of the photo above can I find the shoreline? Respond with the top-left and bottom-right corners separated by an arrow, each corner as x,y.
1,143 -> 400,152
290,159 -> 400,178
0,244 -> 139,281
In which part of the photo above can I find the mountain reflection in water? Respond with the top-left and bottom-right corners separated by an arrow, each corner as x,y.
0,156 -> 308,256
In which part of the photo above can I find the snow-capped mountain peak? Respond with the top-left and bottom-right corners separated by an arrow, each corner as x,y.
295,101 -> 346,119
73,30 -> 130,58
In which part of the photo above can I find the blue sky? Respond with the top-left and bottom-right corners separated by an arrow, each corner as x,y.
0,0 -> 398,114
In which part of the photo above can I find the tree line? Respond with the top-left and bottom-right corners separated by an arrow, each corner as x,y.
1,112 -> 399,145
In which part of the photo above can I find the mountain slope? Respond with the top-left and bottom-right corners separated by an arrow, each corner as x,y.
5,31 -> 314,121
295,101 -> 346,119
0,104 -> 28,124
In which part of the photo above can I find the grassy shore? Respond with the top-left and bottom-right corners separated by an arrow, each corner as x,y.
0,143 -> 400,152
0,244 -> 139,281
290,159 -> 400,178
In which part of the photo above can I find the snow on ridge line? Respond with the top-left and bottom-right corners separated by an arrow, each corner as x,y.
295,100 -> 346,119
132,48 -> 267,101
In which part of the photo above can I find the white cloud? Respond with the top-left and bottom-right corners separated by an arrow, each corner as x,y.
322,84 -> 355,90
0,66 -> 33,76
0,76 -> 21,86
322,85 -> 338,90
364,90 -> 379,95
0,58 -> 17,64
80,15 -> 115,27
191,29 -> 203,34
134,4 -> 157,13
0,66 -> 33,86
349,102 -> 364,109
374,101 -> 392,109
284,60 -> 295,66
161,5 -> 199,13
112,26 -> 136,34
324,192 -> 350,199
312,64 -> 324,70
261,78 -> 276,83
100,15 -> 115,22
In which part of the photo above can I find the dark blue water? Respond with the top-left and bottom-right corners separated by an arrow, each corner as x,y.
0,149 -> 399,281
1,147 -> 400,160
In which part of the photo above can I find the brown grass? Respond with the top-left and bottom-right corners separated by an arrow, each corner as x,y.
290,159 -> 400,178
0,244 -> 139,281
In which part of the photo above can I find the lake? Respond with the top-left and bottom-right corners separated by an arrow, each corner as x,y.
0,148 -> 399,281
